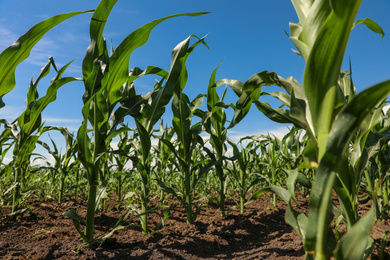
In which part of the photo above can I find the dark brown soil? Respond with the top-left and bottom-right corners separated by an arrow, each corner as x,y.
0,194 -> 389,260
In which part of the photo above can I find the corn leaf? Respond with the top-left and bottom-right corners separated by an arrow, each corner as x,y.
246,186 -> 291,205
303,0 -> 362,154
305,79 -> 390,255
141,36 -> 200,134
20,61 -> 78,137
353,18 -> 385,40
333,209 -> 375,260
106,14 -> 209,106
82,0 -> 117,97
0,10 -> 91,107
285,202 -> 308,242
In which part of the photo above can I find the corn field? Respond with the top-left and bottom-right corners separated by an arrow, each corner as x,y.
0,1 -> 390,259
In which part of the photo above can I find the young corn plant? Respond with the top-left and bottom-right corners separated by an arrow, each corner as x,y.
0,8 -> 88,212
124,35 -> 208,234
152,121 -> 175,203
0,57 -> 78,213
158,91 -> 212,224
226,137 -> 265,213
259,134 -> 286,206
201,63 -> 239,217
0,8 -> 89,209
72,0 -> 208,244
37,128 -> 79,203
112,127 -> 135,201
228,1 -> 389,259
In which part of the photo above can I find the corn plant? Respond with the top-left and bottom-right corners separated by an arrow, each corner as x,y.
111,127 -> 135,201
226,137 -> 265,213
200,63 -> 240,217
152,121 -> 175,203
37,128 -> 79,203
259,134 -> 288,206
72,0 -> 208,244
123,35 -> 208,234
0,164 -> 14,207
282,3 -> 389,258
227,1 -> 389,259
0,57 -> 78,213
0,8 -> 88,212
358,114 -> 390,221
158,89 -> 214,224
279,127 -> 307,170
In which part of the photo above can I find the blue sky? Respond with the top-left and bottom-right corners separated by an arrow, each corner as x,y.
0,0 -> 389,163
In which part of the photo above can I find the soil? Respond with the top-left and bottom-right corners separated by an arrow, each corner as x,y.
0,193 -> 389,260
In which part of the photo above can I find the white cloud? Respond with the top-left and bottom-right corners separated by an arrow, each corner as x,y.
2,156 -> 12,165
42,117 -> 82,132
43,117 -> 81,124
0,26 -> 18,49
0,105 -> 24,121
31,152 -> 55,167
383,104 -> 390,114
110,141 -> 119,150
227,125 -> 293,144
25,38 -> 60,67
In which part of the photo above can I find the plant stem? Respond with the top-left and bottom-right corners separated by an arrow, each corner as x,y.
58,169 -> 65,203
219,175 -> 226,217
84,97 -> 101,245
85,182 -> 97,245
140,178 -> 149,234
240,169 -> 246,214
74,169 -> 79,200
185,168 -> 193,224
12,167 -> 21,213
117,175 -> 122,201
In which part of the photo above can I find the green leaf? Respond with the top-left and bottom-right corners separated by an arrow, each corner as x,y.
0,10 -> 90,107
285,168 -> 311,201
285,202 -> 308,241
134,119 -> 151,164
305,79 -> 390,254
142,36 -> 199,133
172,93 -> 192,156
334,209 -> 375,260
82,0 -> 117,91
303,1 -> 362,157
77,121 -> 93,177
353,18 -> 385,41
63,208 -> 86,240
20,60 -> 78,137
289,0 -> 330,60
207,61 -> 223,110
254,100 -> 302,126
106,13 -> 209,105
246,186 -> 291,205
150,204 -> 176,235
